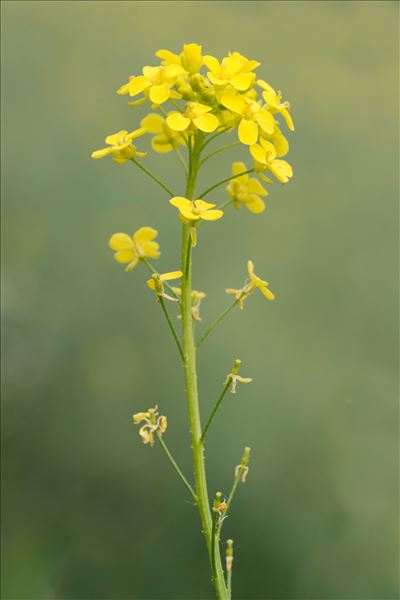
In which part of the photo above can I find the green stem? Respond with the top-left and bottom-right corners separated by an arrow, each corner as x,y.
200,141 -> 241,166
199,169 -> 255,199
200,127 -> 232,152
131,157 -> 174,197
169,98 -> 184,113
172,141 -> 188,174
216,198 -> 233,211
200,377 -> 231,443
157,433 -> 197,503
196,298 -> 240,349
211,512 -> 218,581
158,295 -> 184,363
181,133 -> 228,600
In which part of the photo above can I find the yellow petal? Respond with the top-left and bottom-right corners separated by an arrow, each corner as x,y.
105,130 -> 127,146
140,113 -> 164,134
256,111 -> 275,135
236,376 -> 253,383
238,119 -> 259,145
181,43 -> 202,74
247,260 -> 255,278
230,72 -> 253,91
193,199 -> 216,211
269,159 -> 293,183
142,241 -> 160,259
257,79 -> 275,94
179,207 -> 199,221
190,226 -> 197,247
169,196 -> 192,210
139,425 -> 154,445
203,55 -> 220,73
259,138 -> 277,159
155,49 -> 180,64
193,113 -> 219,133
133,226 -> 158,244
159,415 -> 167,433
151,136 -> 174,153
125,257 -> 140,272
247,179 -> 268,196
133,411 -> 149,424
207,72 -> 228,87
271,131 -> 289,157
164,63 -> 186,78
114,250 -> 136,264
190,101 -> 213,116
231,161 -> 249,182
149,83 -> 170,104
249,144 -> 267,164
281,108 -> 294,131
166,112 -> 191,132
128,76 -> 150,96
246,195 -> 266,214
109,233 -> 134,251
92,147 -> 112,159
142,66 -> 159,79
116,82 -> 129,95
220,93 -> 246,114
126,128 -> 147,141
127,97 -> 147,107
260,286 -> 275,301
147,278 -> 156,290
160,271 -> 183,282
200,210 -> 224,221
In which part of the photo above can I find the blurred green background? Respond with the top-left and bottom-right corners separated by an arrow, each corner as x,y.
2,2 -> 398,599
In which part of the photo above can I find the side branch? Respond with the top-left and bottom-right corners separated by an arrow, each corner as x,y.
196,298 -> 240,349
201,377 -> 231,443
157,433 -> 197,503
158,295 -> 184,362
198,169 -> 255,199
131,158 -> 175,197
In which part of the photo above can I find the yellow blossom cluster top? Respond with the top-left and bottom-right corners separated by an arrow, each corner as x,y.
92,43 -> 294,188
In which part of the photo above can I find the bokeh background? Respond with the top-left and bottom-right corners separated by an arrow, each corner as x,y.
2,2 -> 399,599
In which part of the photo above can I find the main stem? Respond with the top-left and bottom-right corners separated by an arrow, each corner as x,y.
181,133 -> 228,599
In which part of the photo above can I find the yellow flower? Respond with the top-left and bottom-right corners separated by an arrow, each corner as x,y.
147,271 -> 183,301
203,55 -> 254,91
166,102 -> 219,133
140,113 -> 185,153
133,405 -> 167,446
169,197 -> 223,247
226,162 -> 268,214
109,227 -> 160,272
156,43 -> 203,74
227,51 -> 260,74
91,128 -> 147,164
117,64 -> 185,105
171,288 -> 206,321
257,79 -> 294,131
220,94 -> 275,145
260,125 -> 289,158
250,138 -> 293,183
169,197 -> 223,223
226,260 -> 275,309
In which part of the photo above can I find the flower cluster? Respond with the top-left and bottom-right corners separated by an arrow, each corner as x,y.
133,405 -> 167,446
92,42 -> 293,194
